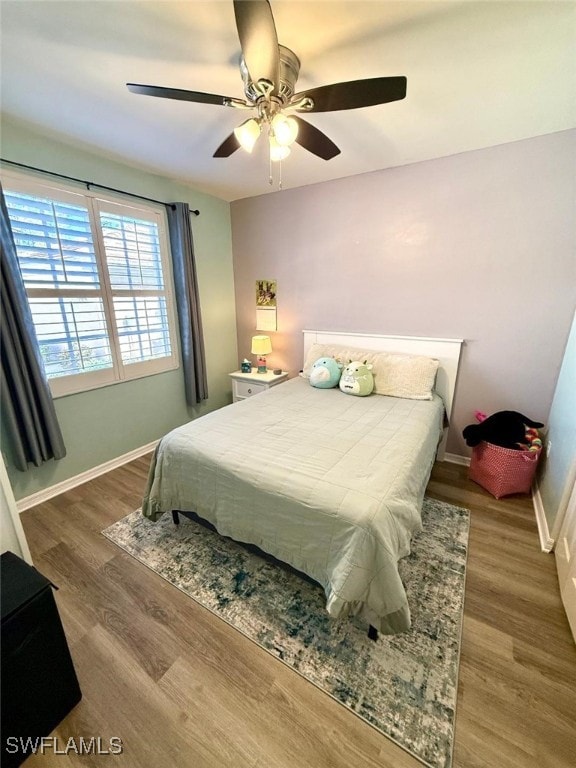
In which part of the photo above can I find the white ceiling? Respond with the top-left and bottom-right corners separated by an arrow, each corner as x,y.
1,1 -> 575,202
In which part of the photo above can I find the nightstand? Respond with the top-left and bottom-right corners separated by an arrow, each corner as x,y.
229,368 -> 288,403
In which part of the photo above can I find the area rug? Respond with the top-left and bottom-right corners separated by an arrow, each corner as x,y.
102,497 -> 469,768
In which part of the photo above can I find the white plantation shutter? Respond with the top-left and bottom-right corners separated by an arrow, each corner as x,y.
97,204 -> 173,369
6,194 -> 100,288
2,174 -> 177,396
100,211 -> 164,290
113,296 -> 172,363
28,297 -> 113,377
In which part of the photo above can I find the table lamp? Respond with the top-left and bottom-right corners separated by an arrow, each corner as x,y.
251,335 -> 272,373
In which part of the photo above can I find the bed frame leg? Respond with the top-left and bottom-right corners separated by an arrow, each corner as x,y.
171,510 -> 180,525
368,625 -> 378,642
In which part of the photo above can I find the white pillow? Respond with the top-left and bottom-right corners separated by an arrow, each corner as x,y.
375,352 -> 439,400
302,343 -> 439,400
303,344 -> 373,375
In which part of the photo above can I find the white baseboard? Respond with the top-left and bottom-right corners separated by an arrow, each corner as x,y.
444,452 -> 471,467
17,440 -> 158,513
532,482 -> 555,553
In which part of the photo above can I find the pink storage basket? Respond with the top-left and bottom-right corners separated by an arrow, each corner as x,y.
469,441 -> 541,499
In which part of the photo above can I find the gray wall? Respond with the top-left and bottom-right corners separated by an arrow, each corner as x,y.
1,116 -> 238,500
231,130 -> 576,457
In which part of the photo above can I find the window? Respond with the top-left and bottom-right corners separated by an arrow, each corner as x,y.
2,172 -> 178,397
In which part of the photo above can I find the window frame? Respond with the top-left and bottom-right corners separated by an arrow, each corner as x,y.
2,169 -> 180,398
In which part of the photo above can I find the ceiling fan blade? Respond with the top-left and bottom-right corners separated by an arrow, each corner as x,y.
127,83 -> 239,107
213,132 -> 241,158
292,117 -> 340,161
233,0 -> 280,90
292,76 -> 407,113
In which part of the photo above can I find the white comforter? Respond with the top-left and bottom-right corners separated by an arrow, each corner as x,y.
142,377 -> 444,633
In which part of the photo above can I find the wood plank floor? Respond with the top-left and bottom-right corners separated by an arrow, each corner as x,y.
17,457 -> 576,768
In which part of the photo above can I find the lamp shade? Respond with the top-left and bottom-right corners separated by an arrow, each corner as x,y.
269,136 -> 291,162
234,118 -> 261,153
251,335 -> 272,356
271,113 -> 299,147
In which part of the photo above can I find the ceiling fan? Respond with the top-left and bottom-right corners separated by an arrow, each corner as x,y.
127,0 -> 407,163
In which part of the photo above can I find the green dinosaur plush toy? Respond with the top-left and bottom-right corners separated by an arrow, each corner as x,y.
309,357 -> 343,388
339,361 -> 374,397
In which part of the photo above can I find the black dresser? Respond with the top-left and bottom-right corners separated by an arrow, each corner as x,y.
1,551 -> 82,767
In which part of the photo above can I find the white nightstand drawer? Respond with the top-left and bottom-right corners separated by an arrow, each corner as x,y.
235,379 -> 266,399
229,369 -> 289,403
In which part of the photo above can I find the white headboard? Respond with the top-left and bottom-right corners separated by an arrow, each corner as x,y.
302,330 -> 464,422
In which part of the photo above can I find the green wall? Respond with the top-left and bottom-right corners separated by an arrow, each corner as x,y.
1,115 -> 238,501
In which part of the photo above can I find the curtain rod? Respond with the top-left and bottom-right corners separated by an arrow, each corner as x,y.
0,158 -> 200,216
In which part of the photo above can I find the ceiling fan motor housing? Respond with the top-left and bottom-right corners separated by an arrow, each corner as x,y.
240,45 -> 301,105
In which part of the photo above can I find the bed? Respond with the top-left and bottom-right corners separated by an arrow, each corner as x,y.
142,331 -> 463,634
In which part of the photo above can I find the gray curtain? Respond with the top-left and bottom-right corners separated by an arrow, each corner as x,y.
0,183 -> 66,470
166,203 -> 208,405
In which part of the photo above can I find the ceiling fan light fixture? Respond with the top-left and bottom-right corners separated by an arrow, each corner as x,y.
271,113 -> 298,147
269,136 -> 291,162
128,2 -> 407,169
234,118 -> 261,153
